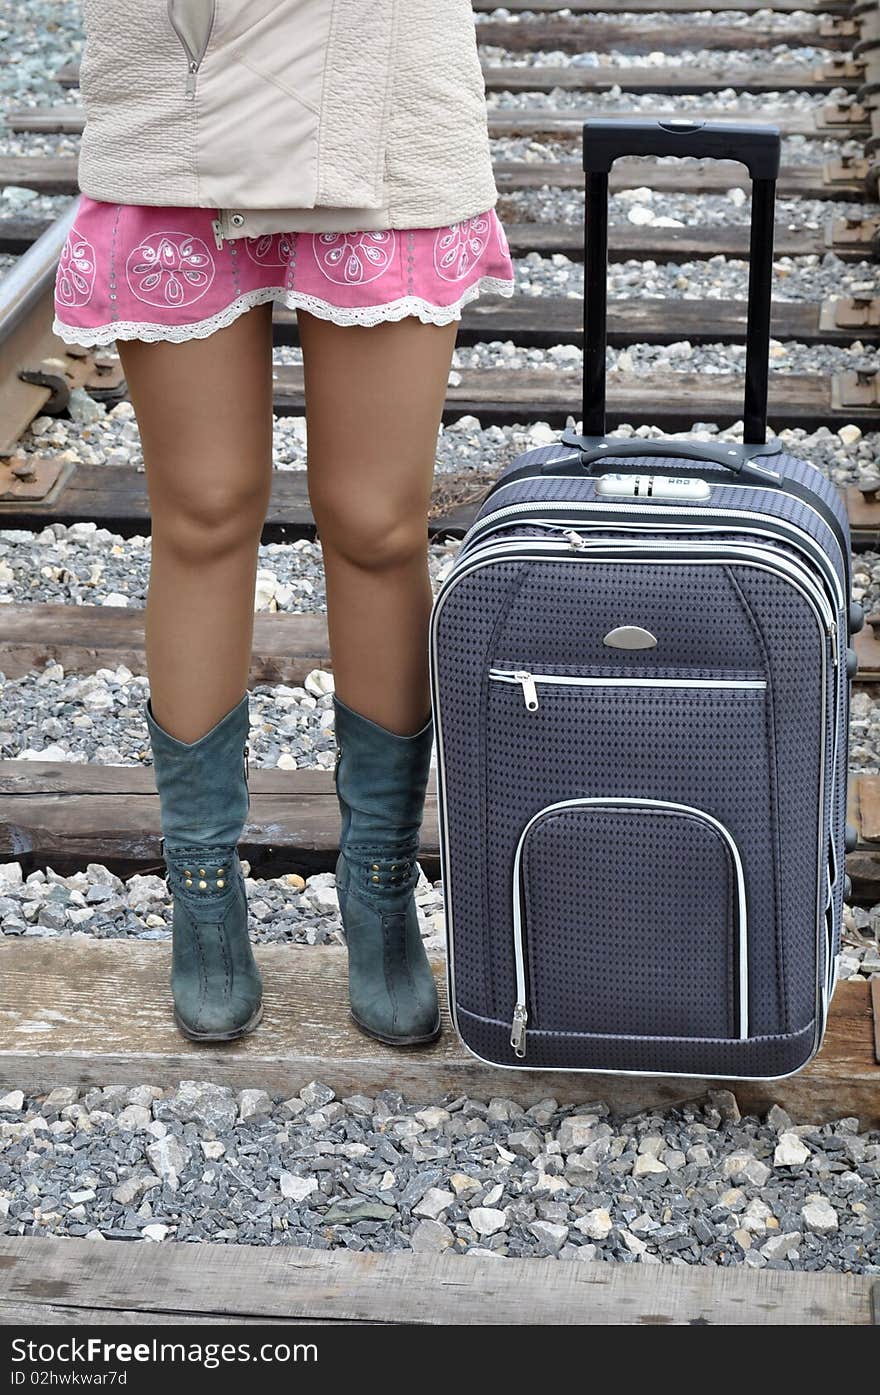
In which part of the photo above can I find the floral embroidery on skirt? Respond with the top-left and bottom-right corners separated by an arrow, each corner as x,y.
53,197 -> 516,345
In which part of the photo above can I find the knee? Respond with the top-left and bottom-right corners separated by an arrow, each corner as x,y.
153,476 -> 268,564
312,493 -> 427,571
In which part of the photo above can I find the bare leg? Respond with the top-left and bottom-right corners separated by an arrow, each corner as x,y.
297,310 -> 458,736
116,302 -> 275,742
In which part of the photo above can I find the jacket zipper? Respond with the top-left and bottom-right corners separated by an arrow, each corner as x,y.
167,0 -> 216,100
488,669 -> 767,712
429,537 -> 834,1071
509,796 -> 750,1058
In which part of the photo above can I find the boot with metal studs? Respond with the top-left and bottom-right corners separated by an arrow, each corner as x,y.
145,692 -> 263,1042
332,692 -> 441,1046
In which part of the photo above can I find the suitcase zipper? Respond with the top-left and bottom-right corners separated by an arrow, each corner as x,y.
472,475 -> 849,591
489,669 -> 768,711
461,533 -> 837,648
460,499 -> 845,616
509,796 -> 750,1059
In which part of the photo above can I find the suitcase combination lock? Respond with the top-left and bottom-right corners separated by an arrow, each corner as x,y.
596,473 -> 712,501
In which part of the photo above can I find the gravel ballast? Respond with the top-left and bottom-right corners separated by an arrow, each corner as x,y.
0,1082 -> 877,1271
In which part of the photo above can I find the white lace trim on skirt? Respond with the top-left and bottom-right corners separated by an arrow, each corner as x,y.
52,275 -> 517,347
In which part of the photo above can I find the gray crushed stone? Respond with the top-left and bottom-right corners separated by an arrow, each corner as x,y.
481,45 -> 837,72
475,10 -> 827,38
0,1082 -> 877,1270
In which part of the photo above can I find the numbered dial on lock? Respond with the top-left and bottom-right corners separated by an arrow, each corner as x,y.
595,473 -> 712,501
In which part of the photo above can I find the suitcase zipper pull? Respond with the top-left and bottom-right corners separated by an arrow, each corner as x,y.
211,218 -> 225,250
513,670 -> 539,711
510,1002 -> 528,1058
565,529 -> 588,550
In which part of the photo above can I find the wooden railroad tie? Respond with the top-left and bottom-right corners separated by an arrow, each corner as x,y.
5,469 -> 880,547
6,365 -> 880,451
471,1 -> 854,14
3,748 -> 880,892
0,1230 -> 875,1325
4,214 -> 877,264
0,940 -> 877,1129
49,60 -> 867,98
476,17 -> 860,54
1,153 -> 867,202
9,103 -> 867,142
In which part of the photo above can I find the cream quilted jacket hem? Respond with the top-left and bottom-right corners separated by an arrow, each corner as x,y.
75,0 -> 500,238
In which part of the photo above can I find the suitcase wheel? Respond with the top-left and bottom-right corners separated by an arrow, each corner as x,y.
845,821 -> 859,853
849,600 -> 865,635
846,646 -> 858,680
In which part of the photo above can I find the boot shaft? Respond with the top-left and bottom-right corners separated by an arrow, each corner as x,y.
145,692 -> 251,851
333,694 -> 434,849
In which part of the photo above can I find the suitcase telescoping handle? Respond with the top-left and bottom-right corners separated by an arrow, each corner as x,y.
576,117 -> 781,456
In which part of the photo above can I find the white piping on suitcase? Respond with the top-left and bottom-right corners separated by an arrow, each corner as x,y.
460,499 -> 846,615
428,540 -> 833,1081
509,796 -> 751,1058
456,534 -> 837,638
473,472 -> 849,587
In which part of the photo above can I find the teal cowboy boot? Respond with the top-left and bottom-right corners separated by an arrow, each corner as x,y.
333,693 -> 441,1046
145,691 -> 263,1042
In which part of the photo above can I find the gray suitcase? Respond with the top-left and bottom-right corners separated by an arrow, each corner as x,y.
428,119 -> 860,1080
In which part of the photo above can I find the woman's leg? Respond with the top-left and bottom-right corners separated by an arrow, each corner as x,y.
115,302 -> 275,1040
297,308 -> 457,1045
116,301 -> 275,743
297,311 -> 458,736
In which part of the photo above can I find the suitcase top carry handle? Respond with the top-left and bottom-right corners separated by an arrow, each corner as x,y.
550,435 -> 785,484
582,117 -> 781,181
579,117 -> 781,446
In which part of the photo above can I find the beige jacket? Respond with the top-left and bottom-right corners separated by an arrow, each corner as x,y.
75,0 -> 500,245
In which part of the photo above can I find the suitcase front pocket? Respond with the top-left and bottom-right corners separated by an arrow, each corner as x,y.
510,798 -> 748,1059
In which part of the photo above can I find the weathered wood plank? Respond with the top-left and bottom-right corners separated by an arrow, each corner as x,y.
30,212 -> 856,268
1,155 -> 857,202
482,63 -> 860,96
8,364 -> 870,450
845,486 -> 880,550
7,104 -> 853,143
51,60 -> 858,98
0,759 -> 414,879
506,295 -> 869,346
0,1300 -> 324,1326
0,603 -> 331,685
3,602 -> 880,687
266,365 -> 878,432
472,0 -> 848,13
489,107 -> 864,142
272,296 -> 874,350
0,463 -> 482,539
854,627 -> 880,681
493,160 -> 863,200
0,941 -> 876,1127
476,18 -> 851,53
3,466 -> 880,547
0,1234 -> 873,1326
5,760 -> 880,887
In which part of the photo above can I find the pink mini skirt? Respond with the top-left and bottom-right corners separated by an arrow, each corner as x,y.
52,195 -> 516,346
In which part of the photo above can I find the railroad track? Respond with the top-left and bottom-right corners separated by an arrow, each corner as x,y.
1,0 -> 880,1325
